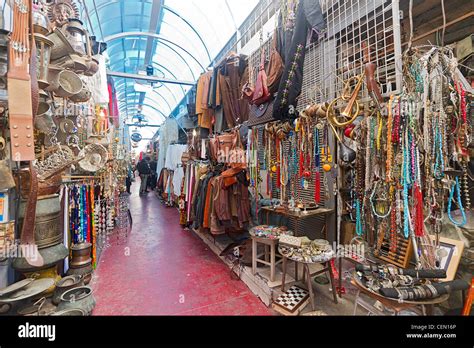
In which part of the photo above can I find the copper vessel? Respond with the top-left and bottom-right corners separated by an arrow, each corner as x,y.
52,275 -> 84,305
18,195 -> 62,249
12,244 -> 69,273
57,286 -> 95,315
66,263 -> 92,285
70,243 -> 92,267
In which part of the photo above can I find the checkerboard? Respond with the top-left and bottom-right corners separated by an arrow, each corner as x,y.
273,286 -> 309,313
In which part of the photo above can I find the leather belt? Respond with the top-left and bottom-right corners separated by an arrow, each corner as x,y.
20,163 -> 43,267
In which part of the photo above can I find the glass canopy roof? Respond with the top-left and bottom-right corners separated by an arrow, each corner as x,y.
81,0 -> 259,140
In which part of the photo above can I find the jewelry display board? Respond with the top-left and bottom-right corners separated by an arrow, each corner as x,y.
253,125 -> 329,239
246,0 -> 402,243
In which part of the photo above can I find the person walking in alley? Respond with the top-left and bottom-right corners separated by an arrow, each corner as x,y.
137,156 -> 152,195
148,157 -> 158,191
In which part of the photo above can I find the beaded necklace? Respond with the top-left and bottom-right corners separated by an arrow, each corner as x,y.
386,96 -> 398,183
448,176 -> 467,227
314,128 -> 321,203
401,118 -> 412,239
389,197 -> 398,253
355,198 -> 363,236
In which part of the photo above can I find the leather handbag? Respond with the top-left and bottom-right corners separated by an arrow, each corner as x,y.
210,130 -> 241,163
247,99 -> 275,127
252,49 -> 271,106
241,81 -> 254,103
217,131 -> 239,155
266,30 -> 284,94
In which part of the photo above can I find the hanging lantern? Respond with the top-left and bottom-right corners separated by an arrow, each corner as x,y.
32,5 -> 50,35
0,29 -> 8,95
34,33 -> 54,90
62,18 -> 87,55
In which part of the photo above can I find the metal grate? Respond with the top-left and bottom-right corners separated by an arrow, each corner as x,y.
246,0 -> 403,238
247,0 -> 402,107
321,0 -> 400,101
247,37 -> 273,84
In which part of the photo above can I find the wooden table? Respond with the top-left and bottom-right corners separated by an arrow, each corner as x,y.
251,236 -> 282,282
351,276 -> 450,315
261,206 -> 334,237
280,251 -> 338,311
262,206 -> 334,282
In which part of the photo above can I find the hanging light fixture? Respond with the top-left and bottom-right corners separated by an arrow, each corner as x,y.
34,33 -> 55,90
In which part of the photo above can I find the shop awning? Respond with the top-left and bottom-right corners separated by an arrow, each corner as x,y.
81,0 -> 258,139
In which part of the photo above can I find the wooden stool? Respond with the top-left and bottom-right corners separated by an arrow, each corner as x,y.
251,236 -> 282,282
281,256 -> 338,311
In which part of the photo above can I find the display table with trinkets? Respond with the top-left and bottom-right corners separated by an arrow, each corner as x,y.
249,225 -> 293,282
278,237 -> 338,311
351,264 -> 469,315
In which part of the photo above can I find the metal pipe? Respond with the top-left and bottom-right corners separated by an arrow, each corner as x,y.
106,70 -> 195,86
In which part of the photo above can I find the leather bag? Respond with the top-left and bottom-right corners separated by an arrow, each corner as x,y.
251,49 -> 271,106
241,81 -> 254,103
247,99 -> 275,127
266,30 -> 284,94
210,130 -> 241,162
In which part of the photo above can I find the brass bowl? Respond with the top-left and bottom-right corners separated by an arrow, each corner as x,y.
58,286 -> 95,315
52,275 -> 84,305
46,66 -> 82,97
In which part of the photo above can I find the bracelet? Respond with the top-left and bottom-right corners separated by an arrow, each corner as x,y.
395,287 -> 402,299
412,288 -> 418,299
419,287 -> 426,299
424,285 -> 432,298
388,266 -> 395,277
427,284 -> 437,298
426,285 -> 433,298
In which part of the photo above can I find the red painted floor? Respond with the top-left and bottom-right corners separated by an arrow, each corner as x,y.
91,180 -> 274,315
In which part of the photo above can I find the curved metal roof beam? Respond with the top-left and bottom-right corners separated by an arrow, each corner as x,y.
162,5 -> 211,63
86,0 -> 154,20
104,32 -> 206,72
124,104 -> 167,120
110,61 -> 182,104
124,89 -> 173,114
152,62 -> 186,95
107,38 -> 196,81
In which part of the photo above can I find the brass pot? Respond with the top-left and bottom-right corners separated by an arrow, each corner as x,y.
70,82 -> 91,103
52,275 -> 84,305
66,263 -> 92,285
84,56 -> 99,76
69,243 -> 92,267
51,308 -> 86,316
18,195 -> 62,249
47,28 -> 75,60
12,244 -> 69,273
24,266 -> 61,296
34,100 -> 54,133
46,67 -> 82,98
57,286 -> 95,315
